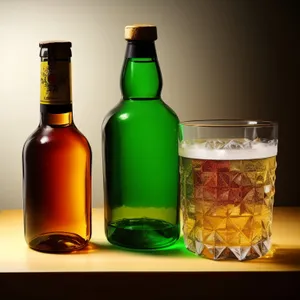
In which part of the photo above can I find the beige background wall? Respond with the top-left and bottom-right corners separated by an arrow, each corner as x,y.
0,0 -> 298,209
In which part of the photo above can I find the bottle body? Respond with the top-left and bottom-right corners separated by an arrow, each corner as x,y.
103,100 -> 179,249
23,120 -> 92,252
102,27 -> 180,249
22,41 -> 92,252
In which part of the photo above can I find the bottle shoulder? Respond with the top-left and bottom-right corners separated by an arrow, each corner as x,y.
161,101 -> 179,122
103,99 -> 179,127
23,124 -> 91,153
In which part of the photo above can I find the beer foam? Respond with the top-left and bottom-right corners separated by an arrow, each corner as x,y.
179,141 -> 278,160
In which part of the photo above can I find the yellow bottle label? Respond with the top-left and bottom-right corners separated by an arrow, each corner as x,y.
40,61 -> 72,105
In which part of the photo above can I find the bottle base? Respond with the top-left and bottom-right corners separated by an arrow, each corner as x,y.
106,218 -> 179,250
28,232 -> 89,253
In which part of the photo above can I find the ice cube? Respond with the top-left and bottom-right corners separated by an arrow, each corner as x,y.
223,139 -> 252,150
205,140 -> 226,149
204,139 -> 253,150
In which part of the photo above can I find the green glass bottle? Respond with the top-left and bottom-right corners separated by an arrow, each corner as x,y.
102,24 -> 180,249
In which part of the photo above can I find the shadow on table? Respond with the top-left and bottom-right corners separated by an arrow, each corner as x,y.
73,236 -> 197,258
72,241 -> 300,267
247,244 -> 300,268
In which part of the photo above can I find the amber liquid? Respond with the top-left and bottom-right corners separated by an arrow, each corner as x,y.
22,110 -> 92,252
180,156 -> 277,260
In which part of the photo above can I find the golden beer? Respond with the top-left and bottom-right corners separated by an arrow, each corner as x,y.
180,142 -> 277,260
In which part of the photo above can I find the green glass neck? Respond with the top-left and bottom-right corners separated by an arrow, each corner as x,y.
121,41 -> 162,100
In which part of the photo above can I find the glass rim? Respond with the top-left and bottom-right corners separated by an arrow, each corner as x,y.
180,119 -> 278,128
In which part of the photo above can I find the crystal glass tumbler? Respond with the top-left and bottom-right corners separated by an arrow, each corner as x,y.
179,119 -> 278,261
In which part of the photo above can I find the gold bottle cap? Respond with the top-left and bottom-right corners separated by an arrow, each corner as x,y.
125,24 -> 157,41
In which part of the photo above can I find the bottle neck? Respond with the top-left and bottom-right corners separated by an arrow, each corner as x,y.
40,111 -> 73,126
39,57 -> 73,126
121,41 -> 162,100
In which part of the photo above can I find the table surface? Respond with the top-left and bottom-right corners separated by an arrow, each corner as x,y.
0,207 -> 300,273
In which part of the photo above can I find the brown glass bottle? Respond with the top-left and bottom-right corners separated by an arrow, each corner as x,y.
22,41 -> 92,252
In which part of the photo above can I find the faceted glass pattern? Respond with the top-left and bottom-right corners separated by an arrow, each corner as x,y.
180,156 -> 277,260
